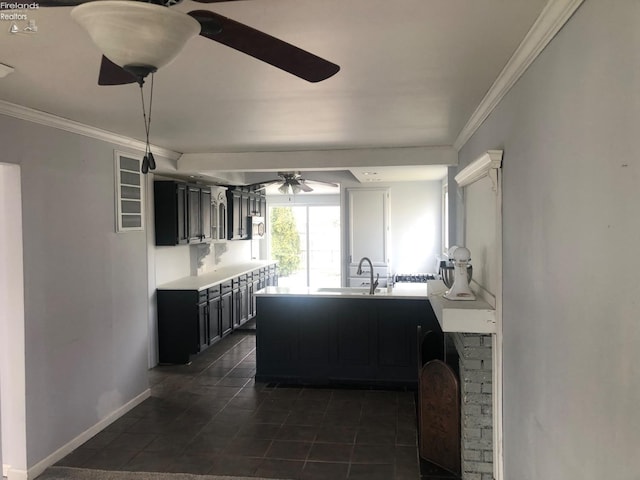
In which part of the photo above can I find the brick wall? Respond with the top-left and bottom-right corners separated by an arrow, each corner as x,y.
451,333 -> 493,480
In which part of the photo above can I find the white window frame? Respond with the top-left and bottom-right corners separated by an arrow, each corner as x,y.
442,180 -> 449,255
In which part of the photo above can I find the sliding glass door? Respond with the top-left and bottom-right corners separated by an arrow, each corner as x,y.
269,204 -> 340,287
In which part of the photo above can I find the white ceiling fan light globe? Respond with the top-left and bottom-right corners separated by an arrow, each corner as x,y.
71,1 -> 201,71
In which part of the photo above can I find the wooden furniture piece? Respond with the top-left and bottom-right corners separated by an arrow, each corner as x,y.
417,327 -> 461,475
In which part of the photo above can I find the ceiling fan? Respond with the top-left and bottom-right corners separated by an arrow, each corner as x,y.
249,172 -> 338,194
42,0 -> 340,85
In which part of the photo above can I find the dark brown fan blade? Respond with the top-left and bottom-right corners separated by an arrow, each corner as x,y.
246,179 -> 282,189
98,56 -> 138,86
188,10 -> 340,83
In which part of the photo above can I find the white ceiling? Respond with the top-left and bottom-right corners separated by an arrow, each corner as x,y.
0,0 -> 548,182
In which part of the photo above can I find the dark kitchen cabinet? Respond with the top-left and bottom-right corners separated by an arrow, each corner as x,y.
188,185 -> 212,243
157,286 -> 223,364
157,290 -> 201,364
247,192 -> 266,217
255,296 -> 441,387
154,180 -> 211,246
156,264 -> 275,364
207,285 -> 222,344
248,273 -> 260,319
232,275 -> 249,328
226,187 -> 267,240
227,189 -> 249,240
220,287 -> 233,336
200,188 -> 212,242
154,181 -> 189,246
197,296 -> 208,353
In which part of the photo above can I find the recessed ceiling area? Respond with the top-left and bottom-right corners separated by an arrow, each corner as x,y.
350,165 -> 449,184
0,0 -> 549,181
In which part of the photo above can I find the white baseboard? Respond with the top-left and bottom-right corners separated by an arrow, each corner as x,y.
26,388 -> 150,479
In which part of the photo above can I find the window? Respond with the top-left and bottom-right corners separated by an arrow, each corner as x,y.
114,151 -> 144,232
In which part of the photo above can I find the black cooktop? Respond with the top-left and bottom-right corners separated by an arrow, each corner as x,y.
394,273 -> 436,283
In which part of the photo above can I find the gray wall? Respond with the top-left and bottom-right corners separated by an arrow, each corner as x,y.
456,0 -> 640,477
0,114 -> 151,467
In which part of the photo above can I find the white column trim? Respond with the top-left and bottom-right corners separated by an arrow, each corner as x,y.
455,150 -> 503,188
454,150 -> 504,480
0,163 -> 27,480
493,167 -> 504,480
454,0 -> 585,151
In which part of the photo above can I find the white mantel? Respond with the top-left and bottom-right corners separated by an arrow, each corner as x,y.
427,280 -> 496,334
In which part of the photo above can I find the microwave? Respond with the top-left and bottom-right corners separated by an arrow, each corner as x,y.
250,216 -> 266,239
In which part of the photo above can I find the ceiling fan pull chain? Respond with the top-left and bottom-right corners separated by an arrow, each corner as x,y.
138,73 -> 156,173
147,74 -> 156,170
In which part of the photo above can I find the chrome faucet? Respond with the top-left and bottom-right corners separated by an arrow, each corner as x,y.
357,257 -> 379,295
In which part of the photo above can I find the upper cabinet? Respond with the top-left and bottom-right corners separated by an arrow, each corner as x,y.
187,185 -> 212,243
154,181 -> 264,245
347,188 -> 389,265
347,188 -> 390,286
227,188 -> 249,240
154,180 -> 212,246
210,187 -> 227,242
154,181 -> 188,246
226,187 -> 266,240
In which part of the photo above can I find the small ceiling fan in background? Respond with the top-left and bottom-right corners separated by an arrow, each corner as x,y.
249,172 -> 338,195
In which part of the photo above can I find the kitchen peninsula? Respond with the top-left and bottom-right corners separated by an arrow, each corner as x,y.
254,285 -> 440,387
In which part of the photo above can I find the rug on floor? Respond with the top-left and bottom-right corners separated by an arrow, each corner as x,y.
38,467 -> 291,480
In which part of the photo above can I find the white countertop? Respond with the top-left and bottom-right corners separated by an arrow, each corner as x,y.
255,284 -> 429,300
157,261 -> 276,291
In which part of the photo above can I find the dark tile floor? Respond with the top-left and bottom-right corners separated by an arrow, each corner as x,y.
55,325 -> 458,480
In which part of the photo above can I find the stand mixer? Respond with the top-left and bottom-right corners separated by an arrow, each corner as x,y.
443,246 -> 476,301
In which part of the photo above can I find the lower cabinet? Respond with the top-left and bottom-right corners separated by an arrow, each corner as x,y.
157,290 -> 203,364
157,264 -> 274,364
220,283 -> 233,336
248,275 -> 260,319
233,281 -> 249,328
207,285 -> 222,344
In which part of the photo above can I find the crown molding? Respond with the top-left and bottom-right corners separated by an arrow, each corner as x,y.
0,100 -> 181,160
455,149 -> 502,188
453,0 -> 585,151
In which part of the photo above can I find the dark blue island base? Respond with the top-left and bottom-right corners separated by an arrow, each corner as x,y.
255,295 -> 441,388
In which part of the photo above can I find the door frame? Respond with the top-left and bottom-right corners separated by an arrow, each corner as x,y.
0,163 -> 28,479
